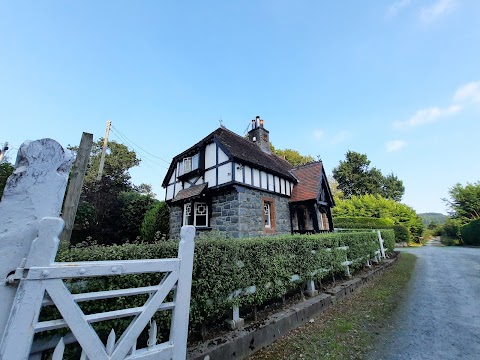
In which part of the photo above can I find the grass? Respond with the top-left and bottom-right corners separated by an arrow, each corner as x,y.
249,253 -> 417,360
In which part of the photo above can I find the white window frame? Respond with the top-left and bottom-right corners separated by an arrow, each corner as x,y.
264,202 -> 271,228
194,202 -> 208,227
183,203 -> 192,226
183,157 -> 192,174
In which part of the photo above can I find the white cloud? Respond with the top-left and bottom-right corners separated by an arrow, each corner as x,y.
330,131 -> 350,145
453,81 -> 480,104
386,140 -> 407,152
394,105 -> 461,128
313,129 -> 324,140
420,0 -> 457,23
386,0 -> 412,18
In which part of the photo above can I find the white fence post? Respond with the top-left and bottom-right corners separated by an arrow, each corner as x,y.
0,139 -> 73,340
377,230 -> 386,259
170,225 -> 196,360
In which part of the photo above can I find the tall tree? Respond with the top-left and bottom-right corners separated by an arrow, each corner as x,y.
380,173 -> 405,202
332,150 -> 405,201
443,182 -> 480,222
70,140 -> 156,245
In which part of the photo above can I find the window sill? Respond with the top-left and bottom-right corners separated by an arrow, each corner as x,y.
195,227 -> 212,231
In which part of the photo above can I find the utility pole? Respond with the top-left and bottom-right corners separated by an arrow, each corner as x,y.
0,142 -> 9,163
96,120 -> 112,181
60,132 -> 93,245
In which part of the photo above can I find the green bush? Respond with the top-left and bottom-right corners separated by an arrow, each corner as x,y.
460,219 -> 480,246
140,201 -> 170,242
442,218 -> 462,239
393,224 -> 410,243
334,216 -> 395,229
53,230 -> 394,340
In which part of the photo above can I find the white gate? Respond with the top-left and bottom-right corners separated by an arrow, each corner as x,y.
0,139 -> 195,360
0,219 -> 195,360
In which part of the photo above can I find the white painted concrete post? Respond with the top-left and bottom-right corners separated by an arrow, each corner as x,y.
0,139 -> 73,339
225,304 -> 245,330
377,230 -> 386,259
305,279 -> 318,297
170,225 -> 196,360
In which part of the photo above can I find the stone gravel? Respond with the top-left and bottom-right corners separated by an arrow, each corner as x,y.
368,238 -> 480,360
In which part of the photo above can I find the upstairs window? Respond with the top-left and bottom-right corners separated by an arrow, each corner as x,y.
183,157 -> 192,173
178,153 -> 200,176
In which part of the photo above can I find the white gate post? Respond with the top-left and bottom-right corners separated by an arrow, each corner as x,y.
170,225 -> 196,360
0,139 -> 73,339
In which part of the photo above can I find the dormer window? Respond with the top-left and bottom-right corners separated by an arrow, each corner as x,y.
183,157 -> 192,173
178,153 -> 200,176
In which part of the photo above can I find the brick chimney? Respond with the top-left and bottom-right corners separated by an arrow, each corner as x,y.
248,116 -> 270,153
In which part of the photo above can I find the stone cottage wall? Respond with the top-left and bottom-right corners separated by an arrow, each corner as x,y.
168,185 -> 291,239
236,186 -> 290,238
169,205 -> 183,239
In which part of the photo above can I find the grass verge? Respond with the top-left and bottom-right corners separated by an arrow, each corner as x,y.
249,253 -> 417,360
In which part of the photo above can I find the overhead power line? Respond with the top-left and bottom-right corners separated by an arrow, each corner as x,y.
110,125 -> 171,164
108,126 -> 170,171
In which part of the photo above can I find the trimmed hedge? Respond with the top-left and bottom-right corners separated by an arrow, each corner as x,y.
460,219 -> 480,246
335,216 -> 407,245
392,224 -> 410,243
53,230 -> 394,341
334,216 -> 395,229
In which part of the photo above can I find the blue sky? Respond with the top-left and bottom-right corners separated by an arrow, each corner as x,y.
1,1 -> 479,214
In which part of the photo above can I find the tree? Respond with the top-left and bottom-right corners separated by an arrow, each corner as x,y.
443,181 -> 480,222
332,150 -> 405,201
332,194 -> 424,241
70,140 -> 156,245
380,173 -> 405,202
270,144 -> 315,166
0,162 -> 14,200
140,201 -> 170,242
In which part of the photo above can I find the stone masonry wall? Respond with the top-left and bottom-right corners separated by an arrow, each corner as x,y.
236,186 -> 290,238
169,185 -> 291,239
169,205 -> 183,239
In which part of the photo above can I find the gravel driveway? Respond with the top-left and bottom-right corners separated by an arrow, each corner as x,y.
368,239 -> 480,359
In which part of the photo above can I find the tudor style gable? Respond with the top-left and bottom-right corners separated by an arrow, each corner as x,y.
162,124 -> 297,204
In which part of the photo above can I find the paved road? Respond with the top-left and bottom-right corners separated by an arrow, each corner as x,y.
369,239 -> 480,360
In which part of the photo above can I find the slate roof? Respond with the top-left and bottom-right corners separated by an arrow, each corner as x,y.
172,183 -> 208,202
162,127 -> 296,187
289,162 -> 323,202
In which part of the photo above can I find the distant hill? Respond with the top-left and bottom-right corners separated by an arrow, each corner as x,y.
419,212 -> 447,225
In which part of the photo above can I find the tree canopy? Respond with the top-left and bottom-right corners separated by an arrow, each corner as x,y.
70,140 -> 165,245
332,150 -> 405,201
443,181 -> 480,222
270,143 -> 315,166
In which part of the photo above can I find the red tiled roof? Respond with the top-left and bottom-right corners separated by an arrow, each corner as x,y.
289,162 -> 323,202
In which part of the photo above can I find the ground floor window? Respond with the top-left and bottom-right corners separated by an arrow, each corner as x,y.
262,197 -> 276,233
183,201 -> 209,227
194,202 -> 208,227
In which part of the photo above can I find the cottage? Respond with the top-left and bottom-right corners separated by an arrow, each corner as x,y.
162,117 -> 335,238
